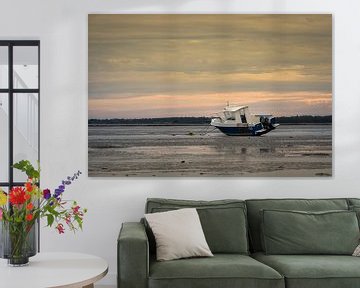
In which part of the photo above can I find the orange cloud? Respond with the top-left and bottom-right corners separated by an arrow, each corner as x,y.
89,91 -> 332,118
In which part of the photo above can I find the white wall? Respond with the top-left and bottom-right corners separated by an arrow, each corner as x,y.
1,0 -> 360,285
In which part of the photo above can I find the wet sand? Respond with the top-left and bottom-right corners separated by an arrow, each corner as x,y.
88,125 -> 332,177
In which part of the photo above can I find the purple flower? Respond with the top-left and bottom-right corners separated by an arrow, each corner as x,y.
54,189 -> 63,198
43,189 -> 51,200
54,171 -> 82,199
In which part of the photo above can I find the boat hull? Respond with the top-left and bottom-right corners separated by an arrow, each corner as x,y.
215,126 -> 254,136
213,123 -> 278,136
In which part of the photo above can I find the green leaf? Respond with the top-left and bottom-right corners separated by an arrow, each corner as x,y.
47,214 -> 54,227
46,205 -> 60,217
75,216 -> 83,230
12,160 -> 40,180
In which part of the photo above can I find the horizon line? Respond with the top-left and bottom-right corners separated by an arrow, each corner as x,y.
89,114 -> 332,120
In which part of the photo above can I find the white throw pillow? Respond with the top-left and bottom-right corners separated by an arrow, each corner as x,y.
145,208 -> 213,261
353,244 -> 360,256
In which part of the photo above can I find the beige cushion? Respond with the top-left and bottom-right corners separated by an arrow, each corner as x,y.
145,208 -> 213,261
353,244 -> 360,256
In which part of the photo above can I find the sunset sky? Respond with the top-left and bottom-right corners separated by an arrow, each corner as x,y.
88,14 -> 332,119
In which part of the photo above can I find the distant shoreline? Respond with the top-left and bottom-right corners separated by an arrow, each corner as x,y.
89,115 -> 332,126
88,123 -> 332,127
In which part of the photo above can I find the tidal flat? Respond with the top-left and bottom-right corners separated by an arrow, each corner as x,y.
88,125 -> 332,177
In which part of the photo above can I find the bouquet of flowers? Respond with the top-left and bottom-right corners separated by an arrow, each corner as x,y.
0,160 -> 87,265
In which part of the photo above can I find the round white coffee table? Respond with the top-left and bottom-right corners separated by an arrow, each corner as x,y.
0,252 -> 108,288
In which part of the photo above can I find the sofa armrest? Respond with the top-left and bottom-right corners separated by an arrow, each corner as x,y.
117,222 -> 149,288
118,222 -> 149,288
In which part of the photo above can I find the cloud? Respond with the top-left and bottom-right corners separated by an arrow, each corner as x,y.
88,14 -> 332,117
88,91 -> 332,118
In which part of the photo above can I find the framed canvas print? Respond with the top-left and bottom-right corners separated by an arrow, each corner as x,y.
88,14 -> 332,177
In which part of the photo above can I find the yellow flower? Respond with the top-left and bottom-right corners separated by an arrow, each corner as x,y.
0,190 -> 7,206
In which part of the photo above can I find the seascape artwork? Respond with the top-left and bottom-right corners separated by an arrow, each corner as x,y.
88,14 -> 332,177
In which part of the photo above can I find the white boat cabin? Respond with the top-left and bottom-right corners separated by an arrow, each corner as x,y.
218,105 -> 259,124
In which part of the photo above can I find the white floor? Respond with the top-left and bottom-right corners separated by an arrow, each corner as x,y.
96,285 -> 115,288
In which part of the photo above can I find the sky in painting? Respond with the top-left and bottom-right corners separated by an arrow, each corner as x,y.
88,14 -> 332,119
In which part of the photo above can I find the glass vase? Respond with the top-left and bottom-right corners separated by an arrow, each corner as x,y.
0,220 -> 37,266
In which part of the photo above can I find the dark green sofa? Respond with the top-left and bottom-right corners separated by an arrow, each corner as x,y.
118,198 -> 360,288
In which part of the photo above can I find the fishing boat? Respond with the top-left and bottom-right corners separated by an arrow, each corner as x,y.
210,104 -> 279,136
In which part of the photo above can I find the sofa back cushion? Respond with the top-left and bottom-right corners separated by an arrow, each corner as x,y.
145,198 -> 249,254
246,198 -> 349,252
348,198 -> 360,207
261,209 -> 359,255
347,199 -> 360,228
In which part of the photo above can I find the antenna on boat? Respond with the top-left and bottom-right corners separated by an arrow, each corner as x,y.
227,101 -> 229,107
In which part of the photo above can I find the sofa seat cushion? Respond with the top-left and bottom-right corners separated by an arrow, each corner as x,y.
149,254 -> 284,288
253,252 -> 360,288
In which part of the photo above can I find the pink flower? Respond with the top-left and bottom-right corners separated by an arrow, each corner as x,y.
0,208 -> 3,220
56,223 -> 65,234
65,214 -> 71,225
72,205 -> 80,215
